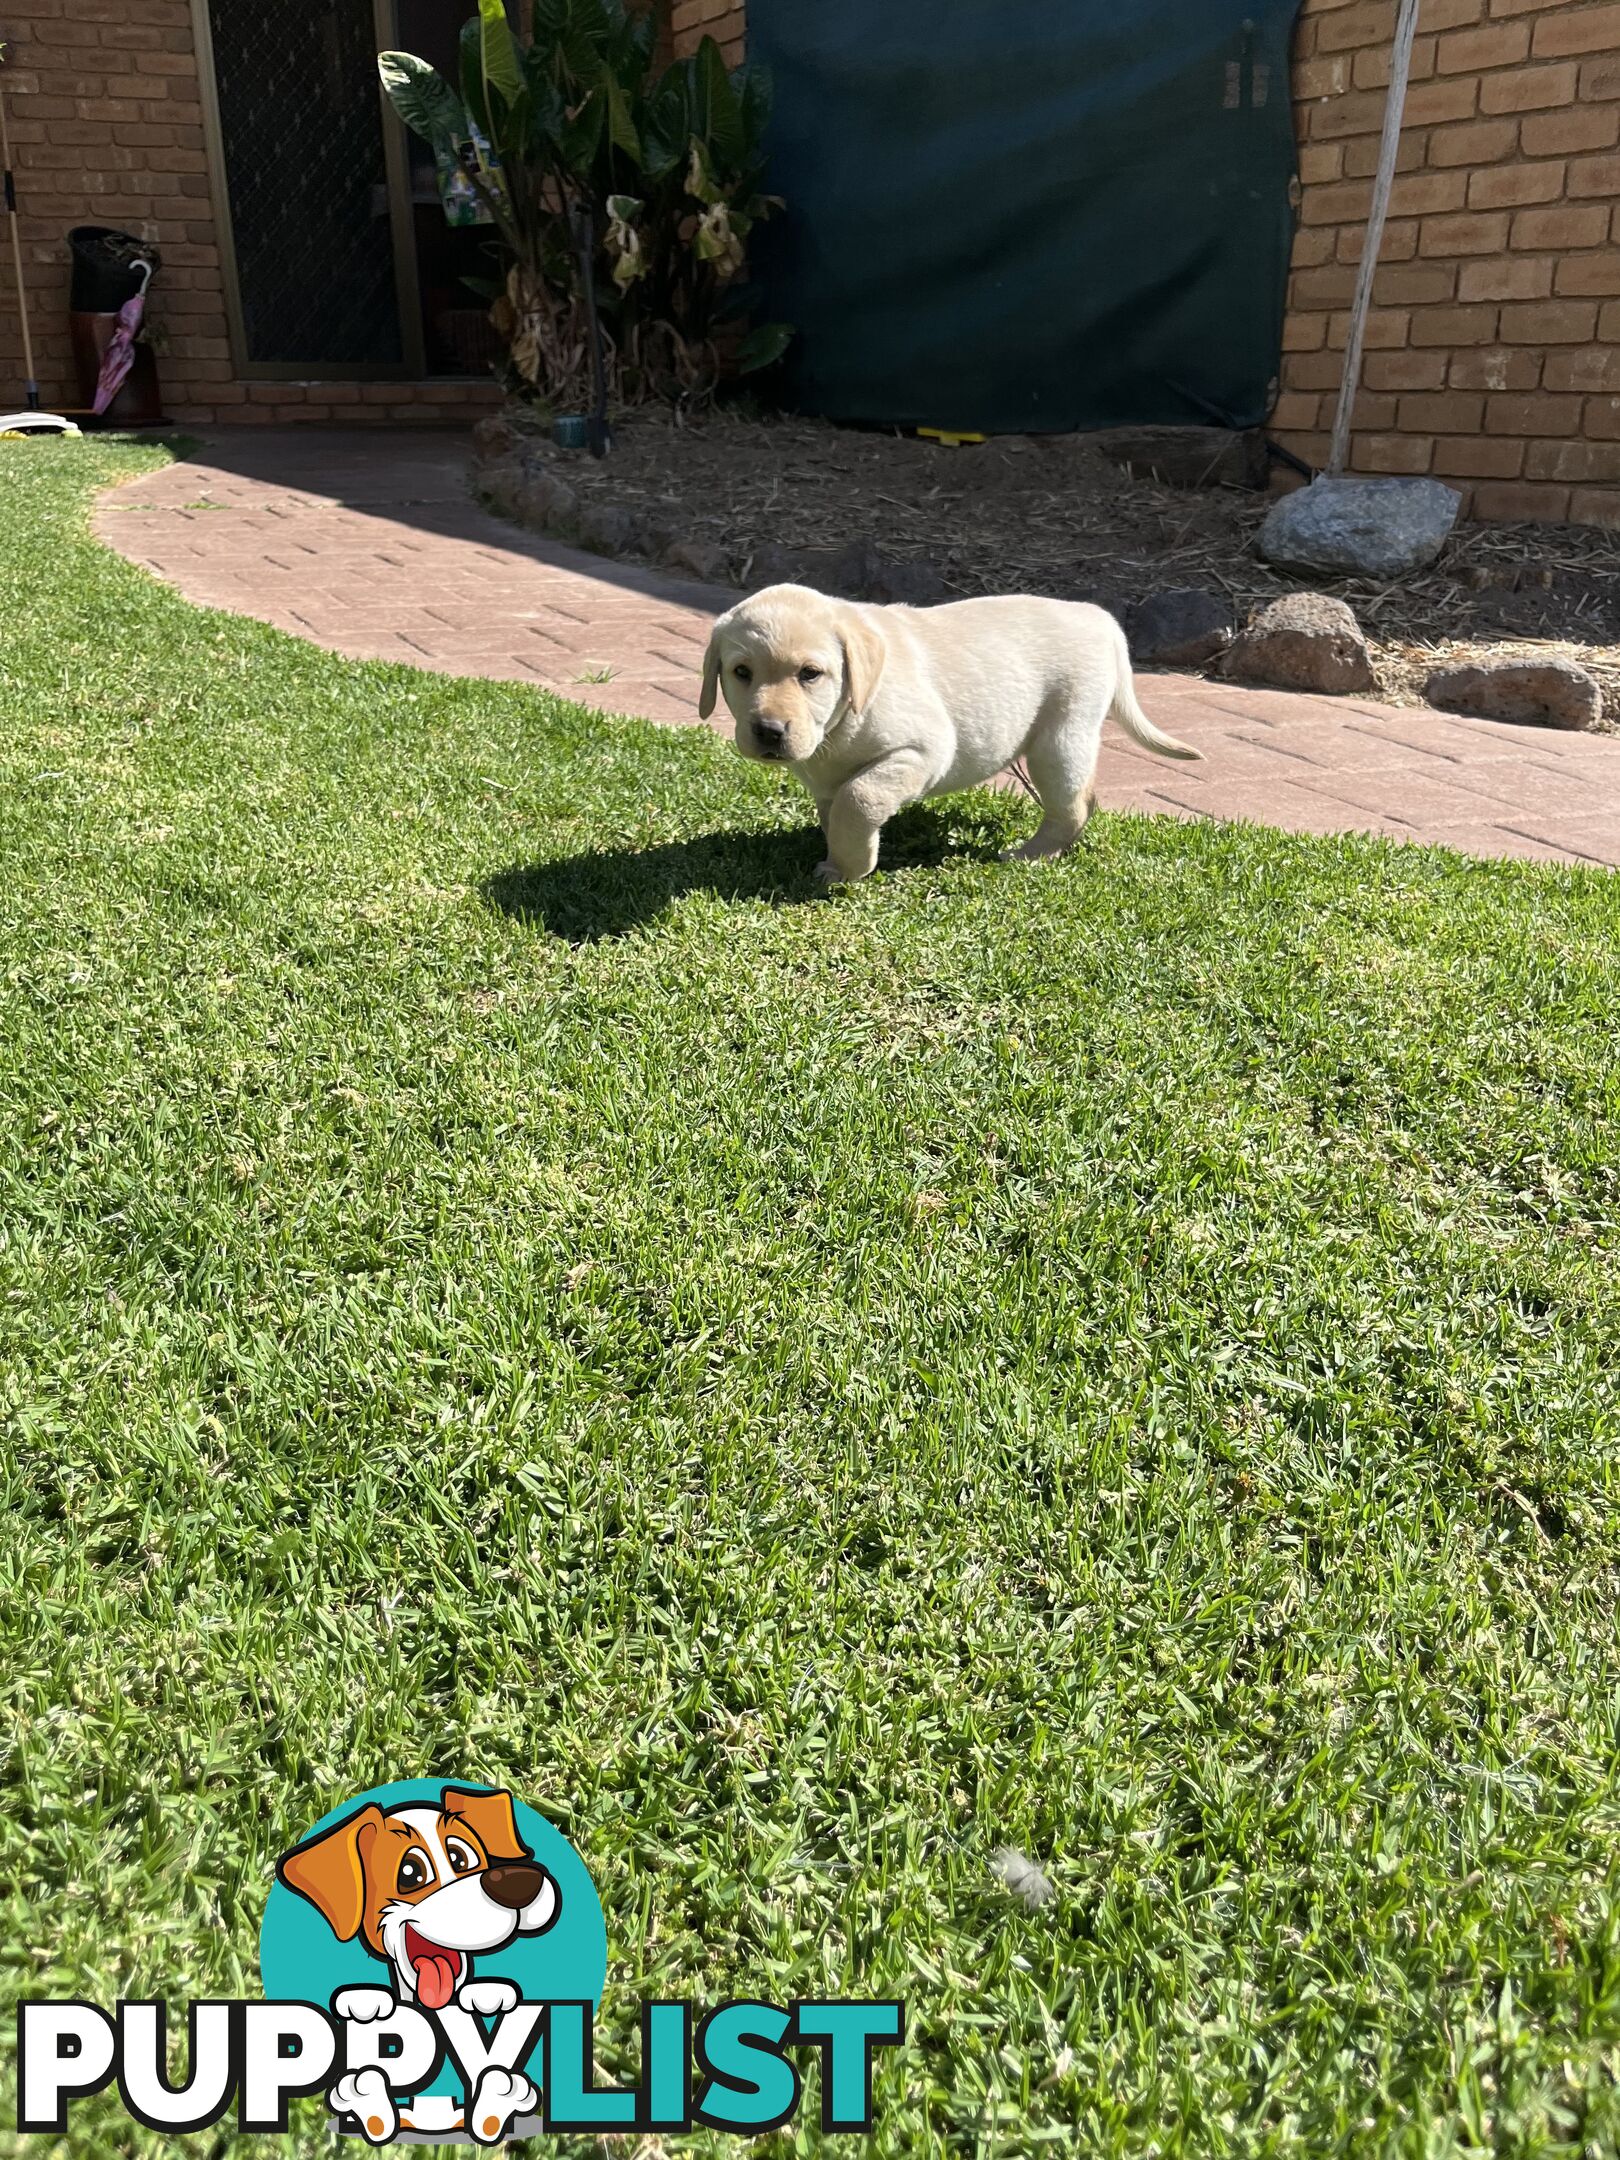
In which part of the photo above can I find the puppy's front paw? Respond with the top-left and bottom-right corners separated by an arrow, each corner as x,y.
457,1978 -> 519,2017
468,2067 -> 538,2145
330,2068 -> 397,2145
815,858 -> 869,886
333,1987 -> 398,2024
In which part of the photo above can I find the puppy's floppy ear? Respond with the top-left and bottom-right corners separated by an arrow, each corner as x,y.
276,1803 -> 386,1942
699,626 -> 723,719
441,1785 -> 531,1864
839,608 -> 887,716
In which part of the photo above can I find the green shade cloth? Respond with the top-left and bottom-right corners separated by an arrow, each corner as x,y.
751,0 -> 1306,435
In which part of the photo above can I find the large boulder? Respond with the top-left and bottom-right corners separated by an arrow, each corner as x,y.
1226,592 -> 1375,695
1126,587 -> 1235,670
1258,475 -> 1461,579
1426,656 -> 1603,732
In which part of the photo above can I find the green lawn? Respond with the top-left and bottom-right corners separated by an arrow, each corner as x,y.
4,441 -> 1620,2159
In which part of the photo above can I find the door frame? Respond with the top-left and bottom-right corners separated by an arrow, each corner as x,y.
190,0 -> 427,379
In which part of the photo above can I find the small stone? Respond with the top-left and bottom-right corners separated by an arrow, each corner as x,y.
471,408 -> 523,459
473,456 -> 526,516
744,543 -> 815,589
664,538 -> 733,584
1226,592 -> 1375,695
861,552 -> 951,607
1126,587 -> 1235,669
515,470 -> 578,533
826,540 -> 950,605
1426,656 -> 1603,732
576,503 -> 636,557
1258,475 -> 1461,579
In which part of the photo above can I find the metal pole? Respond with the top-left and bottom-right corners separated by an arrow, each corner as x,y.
1325,0 -> 1421,477
0,52 -> 41,408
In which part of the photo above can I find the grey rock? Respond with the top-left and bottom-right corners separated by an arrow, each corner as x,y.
1427,655 -> 1603,732
1126,587 -> 1235,669
473,455 -> 526,516
1226,592 -> 1375,695
1258,475 -> 1461,579
825,541 -> 885,598
743,543 -> 815,590
859,551 -> 952,607
664,537 -> 733,584
514,470 -> 579,534
471,408 -> 523,459
576,502 -> 637,557
1089,424 -> 1267,490
822,540 -> 950,605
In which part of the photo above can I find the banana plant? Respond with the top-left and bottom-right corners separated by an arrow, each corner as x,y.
377,0 -> 792,411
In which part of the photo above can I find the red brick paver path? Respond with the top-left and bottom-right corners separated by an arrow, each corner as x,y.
95,429 -> 1620,869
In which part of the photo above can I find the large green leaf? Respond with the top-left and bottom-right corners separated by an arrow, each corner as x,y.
694,36 -> 745,170
478,0 -> 524,108
458,20 -> 492,137
602,72 -> 642,163
734,60 -> 773,153
518,50 -> 568,150
736,321 -> 793,374
377,52 -> 469,155
640,68 -> 693,181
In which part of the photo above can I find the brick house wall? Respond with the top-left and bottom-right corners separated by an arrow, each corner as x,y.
2,0 -> 1614,514
669,0 -> 744,65
0,0 -> 495,424
674,0 -> 1620,523
1277,0 -> 1620,524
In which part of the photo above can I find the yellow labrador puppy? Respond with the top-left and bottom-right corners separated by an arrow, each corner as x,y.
700,583 -> 1199,883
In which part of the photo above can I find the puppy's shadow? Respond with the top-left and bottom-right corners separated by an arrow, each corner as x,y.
482,803 -> 1002,943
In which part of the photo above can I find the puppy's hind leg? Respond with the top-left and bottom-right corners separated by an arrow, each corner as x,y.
1003,698 -> 1105,861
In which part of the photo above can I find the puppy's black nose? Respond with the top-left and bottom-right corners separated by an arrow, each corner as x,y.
753,718 -> 786,752
481,1863 -> 547,1911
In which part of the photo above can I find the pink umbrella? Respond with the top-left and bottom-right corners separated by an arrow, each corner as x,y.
91,259 -> 153,417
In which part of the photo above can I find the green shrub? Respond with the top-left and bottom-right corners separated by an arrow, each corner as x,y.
379,0 -> 791,412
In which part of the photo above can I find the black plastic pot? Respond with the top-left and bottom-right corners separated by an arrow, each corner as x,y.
67,226 -> 160,313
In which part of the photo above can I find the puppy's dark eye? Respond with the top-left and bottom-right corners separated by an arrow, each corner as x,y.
397,1850 -> 431,1893
798,665 -> 824,684
733,663 -> 752,683
446,1839 -> 479,1875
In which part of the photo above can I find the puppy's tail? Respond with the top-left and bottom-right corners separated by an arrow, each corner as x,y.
1108,626 -> 1202,761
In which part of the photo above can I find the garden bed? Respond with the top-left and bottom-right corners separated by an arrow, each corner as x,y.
474,404 -> 1620,713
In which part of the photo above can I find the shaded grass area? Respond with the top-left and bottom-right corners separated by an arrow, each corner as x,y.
3,442 -> 1620,2157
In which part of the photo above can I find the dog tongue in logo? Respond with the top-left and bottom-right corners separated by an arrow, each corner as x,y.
405,1925 -> 462,2010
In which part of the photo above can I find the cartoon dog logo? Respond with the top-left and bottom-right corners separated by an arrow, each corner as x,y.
277,1783 -> 560,2009
276,1785 -> 561,2142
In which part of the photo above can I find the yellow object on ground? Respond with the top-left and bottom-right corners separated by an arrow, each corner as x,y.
917,427 -> 986,447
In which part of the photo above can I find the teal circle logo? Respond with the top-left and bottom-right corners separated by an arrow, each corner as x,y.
260,1780 -> 606,2121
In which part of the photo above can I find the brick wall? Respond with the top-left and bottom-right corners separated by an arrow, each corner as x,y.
1276,0 -> 1620,523
669,0 -> 1620,526
669,0 -> 745,65
4,0 -> 1614,497
0,0 -> 496,423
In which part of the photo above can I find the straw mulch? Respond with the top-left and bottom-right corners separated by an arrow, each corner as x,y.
547,408 -> 1620,713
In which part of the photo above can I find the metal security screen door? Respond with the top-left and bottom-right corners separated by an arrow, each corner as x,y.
198,0 -> 409,372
